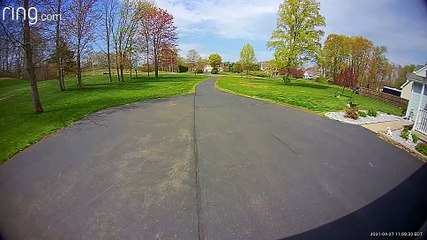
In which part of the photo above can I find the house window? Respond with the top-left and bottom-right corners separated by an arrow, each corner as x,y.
413,82 -> 422,94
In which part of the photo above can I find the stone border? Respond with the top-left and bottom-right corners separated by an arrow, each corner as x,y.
325,111 -> 404,125
378,131 -> 427,163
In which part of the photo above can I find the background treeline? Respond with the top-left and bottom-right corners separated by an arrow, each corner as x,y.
318,34 -> 417,89
0,0 -> 180,83
0,0 -> 180,112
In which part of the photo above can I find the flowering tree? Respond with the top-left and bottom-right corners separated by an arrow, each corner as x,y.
149,8 -> 178,78
335,66 -> 358,95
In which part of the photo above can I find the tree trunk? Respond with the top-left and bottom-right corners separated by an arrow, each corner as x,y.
76,11 -> 83,88
106,14 -> 112,83
119,51 -> 124,82
120,64 -> 124,82
283,67 -> 291,84
23,0 -> 43,113
154,58 -> 159,78
77,48 -> 82,88
107,52 -> 112,82
115,42 -> 120,81
61,63 -> 65,84
56,0 -> 65,91
135,68 -> 138,78
129,62 -> 133,81
154,44 -> 159,79
116,65 -> 120,81
145,36 -> 150,77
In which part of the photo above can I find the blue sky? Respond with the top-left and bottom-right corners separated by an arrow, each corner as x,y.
156,0 -> 427,66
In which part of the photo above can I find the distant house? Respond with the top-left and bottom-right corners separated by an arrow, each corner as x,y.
259,61 -> 269,71
404,64 -> 427,135
203,65 -> 223,73
204,65 -> 213,73
303,66 -> 320,79
218,65 -> 224,72
303,71 -> 313,79
400,80 -> 413,100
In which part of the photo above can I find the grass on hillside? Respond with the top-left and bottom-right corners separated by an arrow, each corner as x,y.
216,76 -> 403,116
0,73 -> 208,163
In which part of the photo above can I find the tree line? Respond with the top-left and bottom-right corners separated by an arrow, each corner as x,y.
266,0 -> 420,88
0,0 -> 178,113
318,34 -> 415,90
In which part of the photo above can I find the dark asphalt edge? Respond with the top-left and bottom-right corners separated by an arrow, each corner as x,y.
193,84 -> 205,240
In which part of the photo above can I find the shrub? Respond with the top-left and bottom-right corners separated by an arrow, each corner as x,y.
211,67 -> 218,74
283,76 -> 291,85
416,143 -> 427,156
178,65 -> 188,73
195,69 -> 204,74
400,128 -> 409,140
412,133 -> 419,143
334,66 -> 357,89
249,71 -> 269,78
232,62 -> 243,73
288,69 -> 304,78
359,111 -> 367,118
367,109 -> 378,117
315,77 -> 328,84
345,107 -> 358,120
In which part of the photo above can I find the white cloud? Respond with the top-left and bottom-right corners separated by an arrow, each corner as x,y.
156,0 -> 281,40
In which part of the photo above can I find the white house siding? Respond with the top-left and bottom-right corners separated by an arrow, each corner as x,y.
406,82 -> 427,120
401,81 -> 412,100
407,92 -> 420,120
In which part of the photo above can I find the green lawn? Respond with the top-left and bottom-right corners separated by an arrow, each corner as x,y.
0,73 -> 208,163
216,76 -> 403,116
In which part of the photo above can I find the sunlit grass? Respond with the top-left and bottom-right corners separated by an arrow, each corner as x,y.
216,76 -> 403,115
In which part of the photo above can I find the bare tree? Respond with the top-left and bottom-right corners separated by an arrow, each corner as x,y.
0,1 -> 24,78
149,8 -> 178,78
55,0 -> 66,90
113,0 -> 141,82
0,0 -> 44,112
138,0 -> 156,77
66,0 -> 98,88
186,49 -> 200,73
23,0 -> 43,112
101,0 -> 118,82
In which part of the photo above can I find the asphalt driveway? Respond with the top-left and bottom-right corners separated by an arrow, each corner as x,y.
0,77 -> 425,239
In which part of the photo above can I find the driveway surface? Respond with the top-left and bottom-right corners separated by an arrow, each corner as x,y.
0,77 -> 426,240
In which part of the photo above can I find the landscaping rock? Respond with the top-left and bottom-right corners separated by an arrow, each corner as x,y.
378,129 -> 427,162
325,111 -> 403,125
390,129 -> 417,149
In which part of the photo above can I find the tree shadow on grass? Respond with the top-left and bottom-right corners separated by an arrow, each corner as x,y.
280,164 -> 427,240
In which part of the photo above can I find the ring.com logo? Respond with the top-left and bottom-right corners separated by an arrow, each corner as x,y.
2,6 -> 62,26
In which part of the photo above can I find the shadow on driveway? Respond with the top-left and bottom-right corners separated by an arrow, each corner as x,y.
282,164 -> 427,240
